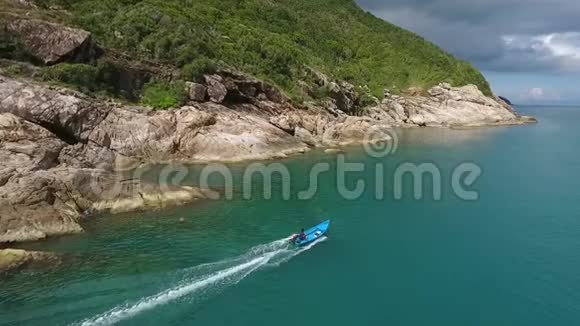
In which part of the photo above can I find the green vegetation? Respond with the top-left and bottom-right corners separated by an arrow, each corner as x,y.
34,0 -> 491,98
41,63 -> 100,92
0,60 -> 33,78
5,60 -> 185,108
181,57 -> 218,82
0,33 -> 36,64
39,62 -> 121,96
140,81 -> 186,110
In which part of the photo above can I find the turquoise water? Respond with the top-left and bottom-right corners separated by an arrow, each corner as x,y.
2,106 -> 580,325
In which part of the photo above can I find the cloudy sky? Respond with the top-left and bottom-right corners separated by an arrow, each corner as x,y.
356,0 -> 580,105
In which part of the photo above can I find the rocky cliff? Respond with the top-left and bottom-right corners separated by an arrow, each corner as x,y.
0,71 -> 534,244
0,7 -> 536,248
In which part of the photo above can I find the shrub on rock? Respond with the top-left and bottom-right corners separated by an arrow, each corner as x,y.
141,81 -> 187,110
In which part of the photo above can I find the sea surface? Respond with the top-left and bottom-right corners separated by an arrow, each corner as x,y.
2,106 -> 580,325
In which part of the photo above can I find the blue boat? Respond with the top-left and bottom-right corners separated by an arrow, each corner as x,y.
294,220 -> 330,247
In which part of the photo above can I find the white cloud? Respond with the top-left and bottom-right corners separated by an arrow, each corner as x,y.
502,32 -> 580,71
518,87 -> 562,103
357,0 -> 580,74
527,87 -> 545,100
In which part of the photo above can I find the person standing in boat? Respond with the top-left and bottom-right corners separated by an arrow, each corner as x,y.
298,229 -> 306,241
292,229 -> 307,242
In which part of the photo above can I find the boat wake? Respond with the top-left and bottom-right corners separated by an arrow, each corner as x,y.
76,236 -> 327,326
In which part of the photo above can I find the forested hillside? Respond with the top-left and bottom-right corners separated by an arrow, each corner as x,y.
27,0 -> 491,98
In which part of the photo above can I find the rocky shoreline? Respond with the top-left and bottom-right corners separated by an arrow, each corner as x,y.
0,7 -> 536,272
0,72 -> 535,245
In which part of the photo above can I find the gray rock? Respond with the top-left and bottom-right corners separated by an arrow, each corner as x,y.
0,77 -> 111,143
204,74 -> 227,103
185,82 -> 207,102
87,106 -> 177,160
0,113 -> 66,172
6,0 -> 37,8
0,169 -> 85,243
364,104 -> 401,124
0,249 -> 59,274
294,127 -> 317,147
5,18 -> 100,65
304,66 -> 329,86
269,110 -> 393,148
428,85 -> 446,98
383,88 -> 392,99
397,83 -> 525,127
58,144 -> 117,171
173,104 -> 309,162
328,81 -> 359,113
209,69 -> 289,104
270,115 -> 299,134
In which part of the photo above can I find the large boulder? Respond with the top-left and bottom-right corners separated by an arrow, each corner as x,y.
0,76 -> 112,143
185,82 -> 207,102
204,74 -> 228,103
0,113 -> 66,172
328,81 -> 359,114
201,70 -> 289,104
301,67 -> 361,113
5,18 -> 101,65
304,66 -> 330,86
0,169 -> 85,243
219,69 -> 289,103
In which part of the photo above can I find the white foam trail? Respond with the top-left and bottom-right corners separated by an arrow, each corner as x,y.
79,256 -> 269,326
267,236 -> 327,267
77,236 -> 325,326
